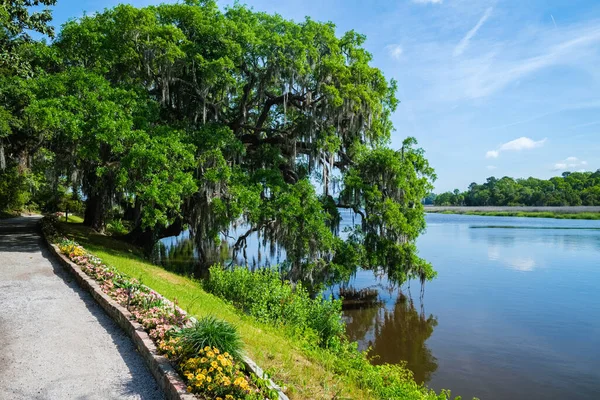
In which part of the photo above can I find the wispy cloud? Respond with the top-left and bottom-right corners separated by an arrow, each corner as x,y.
486,165 -> 497,170
412,0 -> 443,4
386,44 -> 403,60
553,156 -> 588,171
453,7 -> 493,57
404,18 -> 600,105
551,14 -> 557,29
486,137 -> 546,158
570,120 -> 600,129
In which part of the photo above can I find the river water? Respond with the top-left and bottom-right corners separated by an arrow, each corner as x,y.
154,213 -> 600,400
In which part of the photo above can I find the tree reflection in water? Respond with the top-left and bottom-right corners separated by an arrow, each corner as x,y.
151,237 -> 216,278
344,294 -> 438,384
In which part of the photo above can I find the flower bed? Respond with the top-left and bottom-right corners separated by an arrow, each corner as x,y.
41,217 -> 276,400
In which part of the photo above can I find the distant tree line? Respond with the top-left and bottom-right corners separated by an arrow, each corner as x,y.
431,171 -> 600,206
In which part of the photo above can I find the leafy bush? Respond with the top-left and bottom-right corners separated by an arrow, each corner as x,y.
175,316 -> 244,361
205,266 -> 344,347
106,218 -> 129,235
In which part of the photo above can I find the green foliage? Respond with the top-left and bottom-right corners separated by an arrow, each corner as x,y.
0,165 -> 29,211
106,219 -> 129,236
205,266 -> 344,347
339,138 -> 437,283
1,0 -> 57,75
322,341 -> 453,400
174,316 -> 244,361
435,171 -> 600,207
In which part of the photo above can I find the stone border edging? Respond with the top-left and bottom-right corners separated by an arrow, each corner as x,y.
41,227 -> 289,400
242,356 -> 289,400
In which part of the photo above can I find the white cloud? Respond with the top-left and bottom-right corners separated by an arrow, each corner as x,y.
386,44 -> 403,60
486,137 -> 546,158
499,137 -> 547,151
454,7 -> 494,57
412,0 -> 443,4
486,165 -> 497,170
553,157 -> 588,171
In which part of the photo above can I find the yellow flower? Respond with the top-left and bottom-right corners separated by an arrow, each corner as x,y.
206,376 -> 212,383
186,386 -> 192,393
200,357 -> 208,363
204,346 -> 211,352
213,347 -> 220,354
207,351 -> 215,358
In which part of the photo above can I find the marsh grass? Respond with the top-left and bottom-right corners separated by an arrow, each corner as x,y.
428,209 -> 600,220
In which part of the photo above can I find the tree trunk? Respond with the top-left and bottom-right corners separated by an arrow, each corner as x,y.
83,193 -> 107,232
123,217 -> 184,249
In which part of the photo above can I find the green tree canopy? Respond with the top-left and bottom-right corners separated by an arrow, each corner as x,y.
3,1 -> 437,288
434,170 -> 600,207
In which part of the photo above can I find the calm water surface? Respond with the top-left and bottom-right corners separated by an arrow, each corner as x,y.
154,213 -> 600,400
343,213 -> 600,400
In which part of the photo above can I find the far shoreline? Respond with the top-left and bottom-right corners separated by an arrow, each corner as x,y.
425,206 -> 600,220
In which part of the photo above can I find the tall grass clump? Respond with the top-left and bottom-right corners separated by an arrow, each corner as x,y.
175,316 -> 244,361
205,266 -> 344,348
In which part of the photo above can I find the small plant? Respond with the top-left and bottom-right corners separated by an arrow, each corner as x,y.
179,346 -> 256,398
175,316 -> 244,361
106,218 -> 128,235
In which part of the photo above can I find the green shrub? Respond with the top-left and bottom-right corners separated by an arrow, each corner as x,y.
205,266 -> 344,347
174,316 -> 244,361
107,218 -> 129,235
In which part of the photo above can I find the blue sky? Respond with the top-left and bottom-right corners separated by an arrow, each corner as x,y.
47,0 -> 600,191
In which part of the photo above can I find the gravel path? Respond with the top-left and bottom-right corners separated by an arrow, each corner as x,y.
0,216 -> 164,400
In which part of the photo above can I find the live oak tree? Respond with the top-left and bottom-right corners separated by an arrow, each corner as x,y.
5,1 -> 437,287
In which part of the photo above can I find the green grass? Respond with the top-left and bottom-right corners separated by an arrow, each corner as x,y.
56,221 -> 374,400
64,214 -> 84,223
430,210 -> 600,220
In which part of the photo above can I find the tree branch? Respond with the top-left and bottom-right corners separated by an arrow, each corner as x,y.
336,203 -> 365,219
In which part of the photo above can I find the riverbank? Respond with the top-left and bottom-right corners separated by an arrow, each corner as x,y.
425,206 -> 600,220
55,218 -> 451,400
